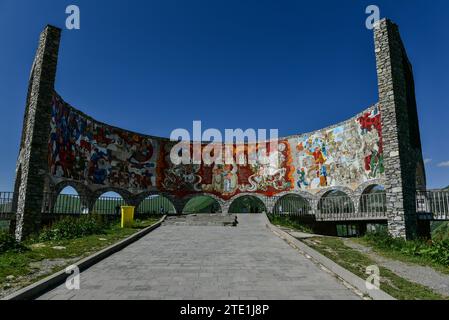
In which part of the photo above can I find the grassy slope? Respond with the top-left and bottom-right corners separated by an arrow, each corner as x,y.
183,196 -> 217,213
304,237 -> 447,300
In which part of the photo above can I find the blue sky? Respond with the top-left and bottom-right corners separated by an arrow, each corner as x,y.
0,0 -> 448,190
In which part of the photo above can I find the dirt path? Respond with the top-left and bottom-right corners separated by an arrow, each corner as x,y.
344,239 -> 449,297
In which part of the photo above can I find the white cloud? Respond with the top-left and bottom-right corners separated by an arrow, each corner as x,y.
424,158 -> 432,164
437,161 -> 449,167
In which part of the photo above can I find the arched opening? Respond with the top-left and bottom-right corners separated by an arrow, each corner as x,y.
229,195 -> 266,214
54,186 -> 85,214
138,195 -> 176,215
359,185 -> 386,215
273,194 -> 312,216
93,191 -> 126,215
183,195 -> 222,214
318,190 -> 354,216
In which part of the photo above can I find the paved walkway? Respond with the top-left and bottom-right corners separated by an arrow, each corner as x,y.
38,215 -> 359,300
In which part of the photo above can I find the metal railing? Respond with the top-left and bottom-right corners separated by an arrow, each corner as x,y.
416,190 -> 449,220
317,192 -> 387,221
137,195 -> 176,214
92,195 -> 127,215
359,192 -> 387,218
0,192 -> 14,212
45,193 -> 129,215
317,194 -> 355,220
2,189 -> 448,221
272,195 -> 312,217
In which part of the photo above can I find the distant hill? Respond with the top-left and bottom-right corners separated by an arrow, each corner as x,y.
445,185 -> 449,190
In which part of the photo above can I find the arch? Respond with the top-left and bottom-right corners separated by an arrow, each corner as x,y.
317,189 -> 355,218
182,195 -> 223,214
228,195 -> 267,214
273,193 -> 312,216
137,194 -> 176,215
52,180 -> 91,197
53,186 -> 86,214
91,187 -> 132,201
92,190 -> 128,215
47,181 -> 91,214
359,184 -> 386,215
353,179 -> 385,197
315,186 -> 355,200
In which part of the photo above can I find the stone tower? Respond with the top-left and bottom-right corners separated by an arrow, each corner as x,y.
13,25 -> 61,240
374,19 -> 427,239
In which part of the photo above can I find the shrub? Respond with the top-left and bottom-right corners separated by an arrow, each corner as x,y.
363,230 -> 449,266
0,231 -> 28,254
39,215 -> 109,241
267,214 -> 313,233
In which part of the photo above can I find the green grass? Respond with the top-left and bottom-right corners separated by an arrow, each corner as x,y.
267,214 -> 313,233
303,236 -> 448,300
355,232 -> 449,275
432,221 -> 449,241
0,217 -> 159,297
0,221 -> 9,232
183,196 -> 220,213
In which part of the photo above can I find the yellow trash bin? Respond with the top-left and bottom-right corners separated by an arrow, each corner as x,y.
121,206 -> 135,228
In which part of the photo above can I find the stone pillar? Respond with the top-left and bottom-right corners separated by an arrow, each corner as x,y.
172,198 -> 188,215
374,19 -> 426,239
221,201 -> 230,214
13,25 -> 61,240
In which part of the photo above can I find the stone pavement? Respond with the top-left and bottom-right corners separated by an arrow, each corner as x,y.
38,215 -> 360,300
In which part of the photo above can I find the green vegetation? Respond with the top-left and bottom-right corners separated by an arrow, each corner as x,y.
432,221 -> 449,241
0,221 -> 9,232
304,236 -> 447,300
267,214 -> 313,233
183,196 -> 220,213
0,216 -> 159,297
138,196 -> 176,214
38,215 -> 110,241
229,196 -> 265,213
359,230 -> 449,272
0,232 -> 28,254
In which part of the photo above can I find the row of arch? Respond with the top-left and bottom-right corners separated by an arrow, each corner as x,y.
47,180 -> 387,217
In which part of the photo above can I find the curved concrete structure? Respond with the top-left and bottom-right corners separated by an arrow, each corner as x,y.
13,18 -> 427,240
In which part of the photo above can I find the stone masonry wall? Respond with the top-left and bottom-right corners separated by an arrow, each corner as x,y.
12,20 -> 427,239
374,19 -> 426,239
13,26 -> 61,240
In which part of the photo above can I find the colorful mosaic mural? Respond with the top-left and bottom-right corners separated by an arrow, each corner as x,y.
48,94 -> 159,191
48,93 -> 383,199
289,106 -> 384,191
156,141 -> 294,200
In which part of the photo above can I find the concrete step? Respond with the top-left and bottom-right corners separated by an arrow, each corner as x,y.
162,214 -> 236,226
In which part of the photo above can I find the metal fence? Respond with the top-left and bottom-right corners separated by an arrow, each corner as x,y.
359,192 -> 387,217
0,192 -> 14,220
416,190 -> 449,220
317,192 -> 387,221
137,195 -> 176,214
272,195 -> 312,217
317,194 -> 356,220
2,189 -> 448,221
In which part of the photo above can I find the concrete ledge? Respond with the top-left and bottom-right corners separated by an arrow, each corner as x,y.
266,216 -> 395,300
2,215 -> 166,300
